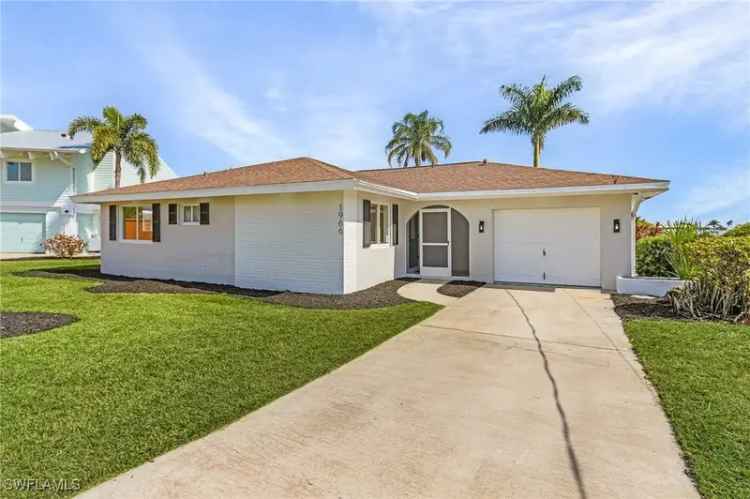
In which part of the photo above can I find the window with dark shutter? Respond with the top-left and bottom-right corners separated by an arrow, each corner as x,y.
392,204 -> 399,245
152,203 -> 161,242
168,203 -> 177,224
109,205 -> 117,240
362,199 -> 371,247
199,203 -> 210,225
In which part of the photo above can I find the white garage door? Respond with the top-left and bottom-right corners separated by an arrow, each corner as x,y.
494,208 -> 600,287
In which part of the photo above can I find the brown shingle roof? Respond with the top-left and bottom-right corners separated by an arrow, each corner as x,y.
82,157 -> 355,196
76,157 -> 666,199
355,161 -> 665,193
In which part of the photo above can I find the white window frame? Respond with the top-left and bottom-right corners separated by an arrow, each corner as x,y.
120,205 -> 153,244
4,161 -> 34,184
368,201 -> 390,247
181,203 -> 200,225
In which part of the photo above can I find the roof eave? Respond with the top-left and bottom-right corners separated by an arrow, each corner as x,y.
72,179 -> 359,204
72,179 -> 669,204
415,182 -> 670,201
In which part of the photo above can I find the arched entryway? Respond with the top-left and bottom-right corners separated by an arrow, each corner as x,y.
406,206 -> 469,278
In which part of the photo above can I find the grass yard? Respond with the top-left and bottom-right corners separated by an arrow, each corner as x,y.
624,318 -> 750,499
0,259 -> 439,497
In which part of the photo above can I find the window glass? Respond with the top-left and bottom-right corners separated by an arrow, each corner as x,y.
6,163 -> 19,181
20,163 -> 32,182
139,207 -> 153,241
123,207 -> 138,240
368,202 -> 390,244
123,206 -> 153,241
183,205 -> 199,224
369,203 -> 377,242
379,204 -> 388,243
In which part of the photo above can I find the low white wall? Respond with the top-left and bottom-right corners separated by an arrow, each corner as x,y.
234,192 -> 344,294
616,275 -> 685,297
101,197 -> 236,284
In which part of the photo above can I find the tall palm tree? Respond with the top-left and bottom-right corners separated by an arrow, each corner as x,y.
385,111 -> 452,167
480,75 -> 589,167
68,106 -> 160,188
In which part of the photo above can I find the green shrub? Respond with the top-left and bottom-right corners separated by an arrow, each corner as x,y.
668,237 -> 750,322
636,236 -> 674,277
723,223 -> 750,238
664,218 -> 700,279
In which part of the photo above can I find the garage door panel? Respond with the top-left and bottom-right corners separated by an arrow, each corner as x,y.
494,208 -> 600,287
495,242 -> 545,284
0,213 -> 46,252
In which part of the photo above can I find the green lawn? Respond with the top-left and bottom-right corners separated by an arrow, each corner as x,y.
624,318 -> 750,498
0,259 -> 439,497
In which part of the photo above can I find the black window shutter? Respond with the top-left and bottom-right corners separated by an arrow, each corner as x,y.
152,203 -> 161,242
362,199 -> 371,248
108,205 -> 117,241
392,204 -> 399,245
168,203 -> 177,224
200,203 -> 210,225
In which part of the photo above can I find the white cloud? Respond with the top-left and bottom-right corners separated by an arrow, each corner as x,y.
364,1 -> 750,120
680,164 -> 750,220
134,37 -> 291,164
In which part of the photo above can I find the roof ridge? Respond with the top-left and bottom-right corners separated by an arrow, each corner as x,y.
356,160 -> 665,182
355,160 -> 481,173
301,157 -> 355,178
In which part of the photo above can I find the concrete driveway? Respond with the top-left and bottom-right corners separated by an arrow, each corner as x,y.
82,286 -> 697,499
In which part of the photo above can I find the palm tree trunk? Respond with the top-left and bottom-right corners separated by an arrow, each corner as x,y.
114,151 -> 122,188
532,139 -> 541,167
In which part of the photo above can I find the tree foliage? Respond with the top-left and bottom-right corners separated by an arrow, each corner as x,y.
69,106 -> 160,188
385,111 -> 452,167
480,75 -> 589,167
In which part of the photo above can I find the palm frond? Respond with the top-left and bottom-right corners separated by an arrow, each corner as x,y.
102,106 -> 125,130
385,110 -> 452,167
67,116 -> 103,138
89,127 -> 118,163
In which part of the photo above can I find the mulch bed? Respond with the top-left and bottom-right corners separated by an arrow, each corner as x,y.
264,278 -> 418,309
17,266 -> 418,309
437,280 -> 486,298
611,294 -> 681,321
1,312 -> 79,339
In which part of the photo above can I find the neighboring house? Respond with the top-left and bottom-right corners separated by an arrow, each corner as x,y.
0,115 -> 175,253
73,157 -> 668,293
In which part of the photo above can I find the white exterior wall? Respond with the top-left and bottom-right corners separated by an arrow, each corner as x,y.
340,192 -> 399,293
234,191 -> 344,294
101,197 -> 235,284
391,194 -> 634,291
96,190 -> 635,294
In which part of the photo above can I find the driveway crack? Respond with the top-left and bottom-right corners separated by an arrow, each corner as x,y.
506,290 -> 588,499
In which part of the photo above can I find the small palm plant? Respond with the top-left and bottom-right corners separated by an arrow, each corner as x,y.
480,75 -> 589,167
68,106 -> 160,188
665,218 -> 700,279
385,111 -> 452,167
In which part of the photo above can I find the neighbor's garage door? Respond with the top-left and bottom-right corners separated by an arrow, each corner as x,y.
0,212 -> 46,252
494,208 -> 600,287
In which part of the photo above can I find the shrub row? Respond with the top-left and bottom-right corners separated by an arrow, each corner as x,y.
668,236 -> 750,322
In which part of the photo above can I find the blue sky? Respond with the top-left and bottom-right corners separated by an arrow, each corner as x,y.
2,1 -> 748,223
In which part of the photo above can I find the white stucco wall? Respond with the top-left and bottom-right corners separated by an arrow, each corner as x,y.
340,192 -> 399,293
97,190 -> 636,294
101,197 -> 236,284
234,191 -> 344,294
389,194 -> 634,291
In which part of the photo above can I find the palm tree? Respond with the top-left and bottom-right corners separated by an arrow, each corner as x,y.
385,111 -> 452,167
68,106 -> 160,188
480,75 -> 589,167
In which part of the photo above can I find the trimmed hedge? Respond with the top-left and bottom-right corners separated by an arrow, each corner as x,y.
636,235 -> 674,277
